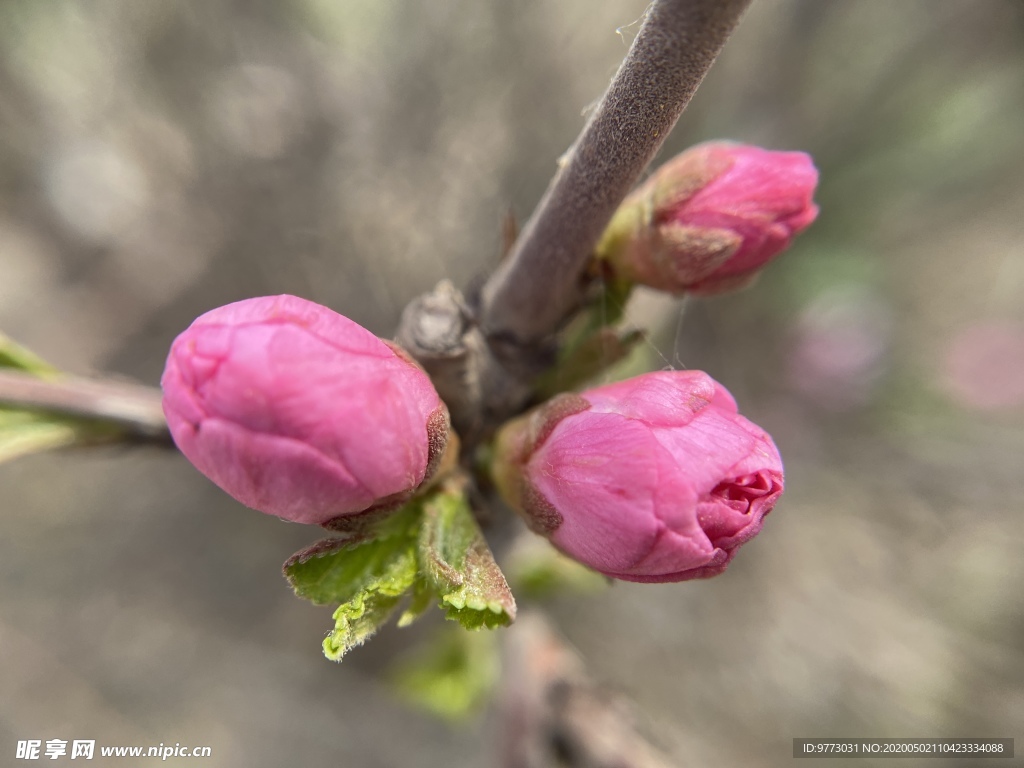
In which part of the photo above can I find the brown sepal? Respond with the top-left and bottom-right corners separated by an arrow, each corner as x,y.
527,393 -> 591,451
319,502 -> 407,535
648,145 -> 734,215
654,224 -> 741,286
282,537 -> 351,572
423,403 -> 452,483
519,477 -> 563,535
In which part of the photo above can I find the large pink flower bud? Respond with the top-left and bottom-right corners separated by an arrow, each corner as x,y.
600,141 -> 819,295
492,371 -> 783,582
161,295 -> 449,525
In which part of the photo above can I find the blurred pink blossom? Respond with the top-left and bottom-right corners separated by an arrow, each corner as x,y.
161,295 -> 448,525
942,321 -> 1024,410
787,289 -> 891,410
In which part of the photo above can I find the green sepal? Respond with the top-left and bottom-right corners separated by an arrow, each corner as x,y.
390,625 -> 500,721
419,486 -> 516,630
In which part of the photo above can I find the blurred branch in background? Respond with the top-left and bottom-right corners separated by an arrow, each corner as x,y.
500,614 -> 676,768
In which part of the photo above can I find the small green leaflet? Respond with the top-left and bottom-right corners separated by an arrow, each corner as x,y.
418,488 -> 516,630
283,505 -> 421,661
283,506 -> 422,606
283,481 -> 516,662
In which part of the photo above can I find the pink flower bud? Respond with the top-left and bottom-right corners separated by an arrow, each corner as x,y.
601,141 -> 819,295
492,371 -> 783,582
161,295 -> 449,525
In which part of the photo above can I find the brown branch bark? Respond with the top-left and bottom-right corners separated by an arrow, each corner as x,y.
400,0 -> 752,441
500,613 -> 678,768
479,0 -> 752,348
0,370 -> 171,444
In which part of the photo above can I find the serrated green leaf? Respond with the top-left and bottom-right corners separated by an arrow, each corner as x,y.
419,488 -> 516,630
391,626 -> 500,721
284,504 -> 422,661
283,504 -> 421,605
323,591 -> 405,662
284,482 -> 516,661
0,332 -> 60,377
396,577 -> 434,628
321,540 -> 417,660
0,408 -> 82,463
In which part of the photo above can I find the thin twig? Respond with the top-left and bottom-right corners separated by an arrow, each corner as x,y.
0,370 -> 171,444
500,613 -> 677,768
479,0 -> 752,348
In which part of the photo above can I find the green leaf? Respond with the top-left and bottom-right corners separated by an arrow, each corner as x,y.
391,625 -> 500,721
396,577 -> 434,628
283,481 -> 517,662
0,408 -> 82,463
0,332 -> 60,377
419,487 -> 516,630
586,274 -> 635,331
531,275 -> 640,398
284,504 -> 421,661
323,590 -> 407,661
283,505 -> 421,605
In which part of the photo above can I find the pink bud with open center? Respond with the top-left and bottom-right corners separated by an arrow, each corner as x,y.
161,295 -> 449,525
601,141 -> 819,295
493,371 -> 783,582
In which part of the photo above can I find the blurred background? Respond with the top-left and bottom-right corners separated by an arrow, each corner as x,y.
2,0 -> 1023,765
